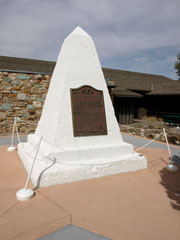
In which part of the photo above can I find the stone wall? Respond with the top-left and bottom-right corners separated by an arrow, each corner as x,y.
0,71 -> 51,135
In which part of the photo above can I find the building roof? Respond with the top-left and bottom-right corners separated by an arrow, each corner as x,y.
0,56 -> 55,74
1,55 -> 180,96
112,88 -> 142,98
102,67 -> 180,96
103,67 -> 174,90
146,82 -> 180,96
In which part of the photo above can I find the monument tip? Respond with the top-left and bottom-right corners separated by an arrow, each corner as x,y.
70,26 -> 90,38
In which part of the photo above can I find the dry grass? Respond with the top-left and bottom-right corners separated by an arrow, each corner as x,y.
142,116 -> 163,122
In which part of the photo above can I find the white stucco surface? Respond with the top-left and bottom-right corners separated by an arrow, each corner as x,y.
18,26 -> 147,187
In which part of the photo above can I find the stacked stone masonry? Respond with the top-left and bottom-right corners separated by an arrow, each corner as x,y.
0,71 -> 51,135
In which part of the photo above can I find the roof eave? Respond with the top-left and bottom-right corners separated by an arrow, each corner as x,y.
146,93 -> 180,96
113,93 -> 143,98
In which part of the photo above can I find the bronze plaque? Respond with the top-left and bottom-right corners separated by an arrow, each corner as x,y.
71,85 -> 107,136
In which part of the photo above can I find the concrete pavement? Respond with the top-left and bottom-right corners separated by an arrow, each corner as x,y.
0,133 -> 180,240
0,145 -> 180,240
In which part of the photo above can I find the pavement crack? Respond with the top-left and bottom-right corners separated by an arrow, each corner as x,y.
37,191 -> 72,224
0,201 -> 19,218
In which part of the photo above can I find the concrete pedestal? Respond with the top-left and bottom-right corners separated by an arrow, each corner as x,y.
18,136 -> 146,187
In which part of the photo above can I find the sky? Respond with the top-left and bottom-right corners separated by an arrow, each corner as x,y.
0,0 -> 180,80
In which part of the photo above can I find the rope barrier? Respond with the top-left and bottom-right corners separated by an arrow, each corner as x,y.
7,118 -> 170,154
135,131 -> 163,152
17,130 -> 164,166
7,118 -> 178,175
8,117 -> 178,200
7,118 -> 177,160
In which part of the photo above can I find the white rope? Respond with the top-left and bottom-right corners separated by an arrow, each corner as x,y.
135,131 -> 163,152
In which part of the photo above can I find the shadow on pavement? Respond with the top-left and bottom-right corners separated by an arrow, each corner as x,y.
159,163 -> 180,211
172,155 -> 180,164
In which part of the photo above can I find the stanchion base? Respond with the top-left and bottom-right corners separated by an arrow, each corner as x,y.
166,164 -> 178,172
16,188 -> 35,201
7,146 -> 17,152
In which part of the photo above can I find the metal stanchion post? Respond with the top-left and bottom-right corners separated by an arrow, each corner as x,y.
16,136 -> 43,201
7,117 -> 17,152
163,128 -> 178,172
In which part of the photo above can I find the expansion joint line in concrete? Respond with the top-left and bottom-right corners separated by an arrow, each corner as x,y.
0,202 -> 19,218
37,191 -> 73,224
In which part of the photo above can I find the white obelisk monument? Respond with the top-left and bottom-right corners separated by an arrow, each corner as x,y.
18,27 -> 147,187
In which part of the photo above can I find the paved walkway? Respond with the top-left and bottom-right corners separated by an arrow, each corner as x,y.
39,225 -> 110,240
0,135 -> 27,146
0,134 -> 180,240
122,133 -> 180,163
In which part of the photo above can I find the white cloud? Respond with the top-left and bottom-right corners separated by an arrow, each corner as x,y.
134,57 -> 148,63
129,52 -> 178,79
0,0 -> 180,78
